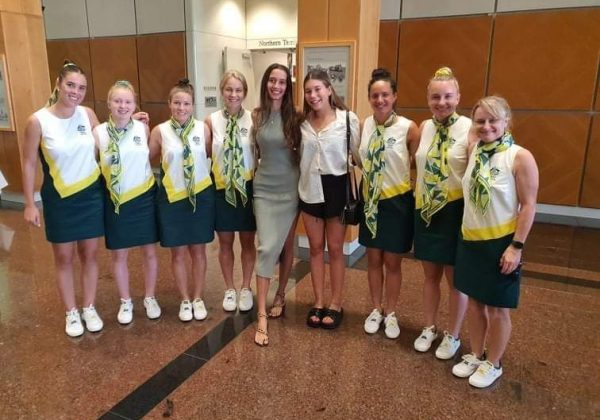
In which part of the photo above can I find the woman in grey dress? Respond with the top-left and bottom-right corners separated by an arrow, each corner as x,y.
252,63 -> 301,346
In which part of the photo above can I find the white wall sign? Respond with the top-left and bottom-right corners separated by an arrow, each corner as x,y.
247,38 -> 297,50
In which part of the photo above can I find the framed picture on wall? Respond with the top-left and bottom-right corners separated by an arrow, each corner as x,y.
0,55 -> 14,131
297,41 -> 356,109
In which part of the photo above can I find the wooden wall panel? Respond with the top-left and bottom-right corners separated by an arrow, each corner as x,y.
512,112 -> 589,206
378,21 -> 399,79
580,117 -> 600,208
396,16 -> 492,109
1,9 -> 50,192
141,103 -> 171,131
137,32 -> 186,103
89,37 -> 139,109
298,0 -> 328,42
329,0 -> 360,40
489,9 -> 600,110
46,39 -> 94,104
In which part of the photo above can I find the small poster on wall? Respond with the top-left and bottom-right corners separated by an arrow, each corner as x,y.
298,41 -> 355,109
0,55 -> 14,131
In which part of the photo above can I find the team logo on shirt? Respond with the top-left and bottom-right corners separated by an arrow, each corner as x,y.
490,167 -> 501,180
193,136 -> 201,145
240,128 -> 248,137
77,125 -> 86,135
133,136 -> 142,145
386,137 -> 396,147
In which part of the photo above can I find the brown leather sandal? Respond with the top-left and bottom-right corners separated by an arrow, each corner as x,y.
254,313 -> 269,347
268,292 -> 286,318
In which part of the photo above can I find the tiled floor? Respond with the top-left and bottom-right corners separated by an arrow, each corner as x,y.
0,206 -> 599,419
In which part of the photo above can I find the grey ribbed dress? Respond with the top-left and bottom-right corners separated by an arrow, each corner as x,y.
253,111 -> 299,278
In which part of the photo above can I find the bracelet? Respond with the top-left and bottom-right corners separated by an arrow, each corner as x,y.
511,240 -> 524,250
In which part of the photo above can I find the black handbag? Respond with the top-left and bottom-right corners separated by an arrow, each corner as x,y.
340,111 -> 362,225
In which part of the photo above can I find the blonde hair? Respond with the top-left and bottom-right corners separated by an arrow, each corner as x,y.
220,70 -> 248,97
472,95 -> 513,129
107,80 -> 137,102
427,66 -> 459,92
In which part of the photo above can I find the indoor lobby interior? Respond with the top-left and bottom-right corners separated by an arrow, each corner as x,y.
1,0 -> 600,418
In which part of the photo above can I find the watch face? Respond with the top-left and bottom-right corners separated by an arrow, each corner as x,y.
511,240 -> 524,249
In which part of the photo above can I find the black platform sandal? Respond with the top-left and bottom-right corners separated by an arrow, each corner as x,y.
306,307 -> 326,328
321,308 -> 344,330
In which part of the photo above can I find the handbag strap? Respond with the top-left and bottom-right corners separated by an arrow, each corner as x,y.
345,111 -> 358,205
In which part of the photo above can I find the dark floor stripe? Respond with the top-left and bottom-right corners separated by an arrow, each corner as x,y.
99,261 -> 310,420
522,269 -> 600,289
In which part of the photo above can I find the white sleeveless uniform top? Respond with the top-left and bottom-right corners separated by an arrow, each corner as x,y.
34,106 -> 100,198
158,119 -> 212,203
359,115 -> 412,199
210,109 -> 254,190
461,144 -> 523,241
96,119 -> 154,204
415,116 -> 471,209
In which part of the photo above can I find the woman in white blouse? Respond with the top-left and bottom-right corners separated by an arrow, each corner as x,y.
299,69 -> 360,329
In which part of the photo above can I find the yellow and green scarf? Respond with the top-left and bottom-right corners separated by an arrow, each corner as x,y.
170,116 -> 197,212
106,116 -> 133,214
223,109 -> 247,207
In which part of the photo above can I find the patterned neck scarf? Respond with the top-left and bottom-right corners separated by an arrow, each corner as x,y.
223,109 -> 247,207
469,131 -> 514,214
363,112 -> 396,238
420,113 -> 459,226
170,116 -> 197,212
106,116 -> 133,214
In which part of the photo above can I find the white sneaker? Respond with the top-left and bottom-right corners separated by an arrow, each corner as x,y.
192,298 -> 207,321
238,288 -> 253,312
81,305 -> 104,332
65,309 -> 84,337
222,289 -> 237,312
414,325 -> 438,352
452,353 -> 484,378
364,308 -> 383,334
469,360 -> 503,388
117,298 -> 133,325
143,296 -> 162,319
179,300 -> 193,322
435,331 -> 461,360
384,312 -> 400,339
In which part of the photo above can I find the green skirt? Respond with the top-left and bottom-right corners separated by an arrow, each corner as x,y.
359,191 -> 415,254
40,154 -> 104,243
454,233 -> 521,308
215,181 -> 256,232
157,184 -> 215,247
414,199 -> 464,265
104,185 -> 158,250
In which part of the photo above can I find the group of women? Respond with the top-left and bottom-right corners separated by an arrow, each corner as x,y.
22,60 -> 538,389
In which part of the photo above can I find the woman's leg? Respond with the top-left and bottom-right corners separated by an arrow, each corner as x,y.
277,213 -> 299,290
77,238 -> 99,308
170,246 -> 189,300
467,298 -> 489,358
112,248 -> 130,300
302,212 -> 326,311
217,231 -> 236,290
444,266 -> 468,338
255,274 -> 270,345
486,307 -> 512,366
324,217 -> 347,311
239,231 -> 256,290
420,261 -> 443,328
190,244 -> 207,300
383,252 -> 402,315
52,242 -> 77,311
366,248 -> 384,310
141,243 -> 159,297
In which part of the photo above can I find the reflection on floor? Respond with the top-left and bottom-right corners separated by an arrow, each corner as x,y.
0,207 -> 599,419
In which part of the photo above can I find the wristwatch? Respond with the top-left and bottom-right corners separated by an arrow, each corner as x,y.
511,240 -> 525,250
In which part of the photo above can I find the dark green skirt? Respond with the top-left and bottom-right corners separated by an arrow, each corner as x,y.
215,181 -> 256,232
104,185 -> 158,250
359,191 -> 415,254
414,199 -> 464,266
40,157 -> 104,243
454,233 -> 521,308
157,184 -> 215,247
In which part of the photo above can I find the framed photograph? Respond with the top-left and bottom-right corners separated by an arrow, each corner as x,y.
0,55 -> 14,131
297,41 -> 356,109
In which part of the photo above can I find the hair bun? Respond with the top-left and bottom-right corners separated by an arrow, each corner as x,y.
371,68 -> 391,79
434,67 -> 453,78
178,78 -> 190,86
63,59 -> 77,68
